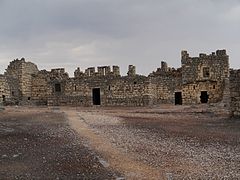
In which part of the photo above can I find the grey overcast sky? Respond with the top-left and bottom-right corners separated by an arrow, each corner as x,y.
0,0 -> 239,76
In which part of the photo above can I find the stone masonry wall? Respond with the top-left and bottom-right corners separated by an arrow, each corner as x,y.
21,61 -> 39,100
181,50 -> 229,104
31,68 -> 69,106
5,58 -> 38,102
63,75 -> 149,106
0,75 -> 10,103
42,65 -> 150,106
182,81 -> 223,104
1,49 -> 237,116
31,70 -> 51,105
230,69 -> 240,116
149,61 -> 182,104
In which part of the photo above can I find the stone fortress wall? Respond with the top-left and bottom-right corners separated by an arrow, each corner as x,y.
181,50 -> 229,104
1,50 -> 240,116
0,75 -> 10,103
4,58 -> 39,104
230,69 -> 240,116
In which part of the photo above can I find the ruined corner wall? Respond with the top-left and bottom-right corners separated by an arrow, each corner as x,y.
230,69 -> 240,116
5,58 -> 39,101
181,50 -> 229,104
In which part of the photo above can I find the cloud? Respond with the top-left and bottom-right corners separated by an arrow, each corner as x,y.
224,5 -> 240,21
0,0 -> 239,76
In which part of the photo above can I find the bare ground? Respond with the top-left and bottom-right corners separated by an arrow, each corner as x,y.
0,105 -> 240,179
0,107 -> 121,179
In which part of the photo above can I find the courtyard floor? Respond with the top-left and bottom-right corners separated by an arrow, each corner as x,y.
0,105 -> 239,179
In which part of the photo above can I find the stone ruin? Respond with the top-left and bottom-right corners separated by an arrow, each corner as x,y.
0,50 -> 240,116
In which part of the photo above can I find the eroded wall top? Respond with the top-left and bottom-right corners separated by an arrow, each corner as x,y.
181,50 -> 229,84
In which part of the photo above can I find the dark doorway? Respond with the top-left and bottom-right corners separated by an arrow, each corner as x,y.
92,88 -> 101,105
2,95 -> 6,102
55,83 -> 61,92
175,92 -> 182,105
200,91 -> 209,103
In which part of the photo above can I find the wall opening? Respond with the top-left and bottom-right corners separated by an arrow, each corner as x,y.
2,95 -> 6,102
55,83 -> 61,92
200,91 -> 209,103
203,67 -> 210,78
175,92 -> 182,105
92,88 -> 101,105
28,97 -> 31,101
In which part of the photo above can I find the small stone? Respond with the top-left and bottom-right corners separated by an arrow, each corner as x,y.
13,154 -> 19,158
2,154 -> 7,158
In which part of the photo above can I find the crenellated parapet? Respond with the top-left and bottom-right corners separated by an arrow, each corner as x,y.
181,49 -> 228,65
74,65 -> 121,78
127,65 -> 136,76
181,49 -> 229,85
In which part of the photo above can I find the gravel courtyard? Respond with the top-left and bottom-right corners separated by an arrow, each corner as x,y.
0,108 -> 121,179
0,105 -> 240,179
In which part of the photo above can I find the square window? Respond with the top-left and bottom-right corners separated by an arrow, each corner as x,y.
55,83 -> 61,92
203,67 -> 210,78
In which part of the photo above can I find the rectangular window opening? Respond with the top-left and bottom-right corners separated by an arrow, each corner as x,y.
55,83 -> 61,92
203,67 -> 210,78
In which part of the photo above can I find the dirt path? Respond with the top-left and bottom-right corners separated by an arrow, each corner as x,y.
65,106 -> 240,179
65,109 -> 165,180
